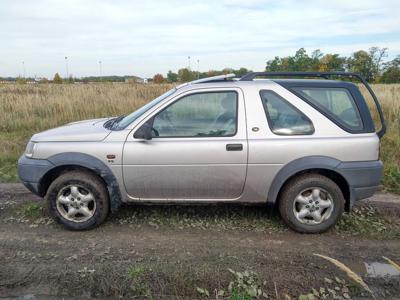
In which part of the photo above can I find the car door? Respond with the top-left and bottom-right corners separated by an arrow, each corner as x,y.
122,88 -> 248,201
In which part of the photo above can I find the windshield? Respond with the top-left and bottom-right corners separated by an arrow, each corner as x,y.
112,88 -> 176,130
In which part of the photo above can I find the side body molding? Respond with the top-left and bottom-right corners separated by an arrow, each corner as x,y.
47,152 -> 123,212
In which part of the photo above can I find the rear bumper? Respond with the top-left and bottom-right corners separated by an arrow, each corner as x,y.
337,160 -> 383,206
353,186 -> 380,200
17,155 -> 54,196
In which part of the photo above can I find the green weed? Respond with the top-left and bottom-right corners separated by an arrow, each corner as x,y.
17,202 -> 42,218
335,206 -> 400,239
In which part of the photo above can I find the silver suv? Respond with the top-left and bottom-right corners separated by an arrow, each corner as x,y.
18,72 -> 386,233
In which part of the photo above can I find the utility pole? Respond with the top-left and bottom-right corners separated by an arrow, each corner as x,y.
65,56 -> 69,79
188,56 -> 191,70
98,60 -> 102,79
197,59 -> 200,79
22,61 -> 26,78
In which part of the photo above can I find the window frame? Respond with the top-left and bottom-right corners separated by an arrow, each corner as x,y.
146,90 -> 239,139
289,87 -> 365,133
259,89 -> 315,136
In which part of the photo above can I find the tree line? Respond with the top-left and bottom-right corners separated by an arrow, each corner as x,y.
265,47 -> 399,83
3,47 -> 398,84
7,74 -> 143,84
156,47 -> 399,84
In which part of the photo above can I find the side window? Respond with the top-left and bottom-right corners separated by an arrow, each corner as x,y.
152,91 -> 238,137
292,87 -> 363,131
260,90 -> 314,135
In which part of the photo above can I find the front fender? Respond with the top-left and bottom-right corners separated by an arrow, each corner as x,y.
46,152 -> 123,212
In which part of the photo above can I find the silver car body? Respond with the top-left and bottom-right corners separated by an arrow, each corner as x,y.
18,77 -> 382,208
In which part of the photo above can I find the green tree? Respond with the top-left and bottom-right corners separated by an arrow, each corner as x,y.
310,49 -> 323,70
266,48 -> 319,72
205,70 -> 223,77
318,54 -> 346,71
53,73 -> 63,84
380,56 -> 400,83
178,68 -> 196,82
369,47 -> 388,80
265,56 -> 282,72
67,75 -> 74,84
234,67 -> 250,76
167,70 -> 178,83
347,50 -> 375,82
222,68 -> 234,74
288,48 -> 315,71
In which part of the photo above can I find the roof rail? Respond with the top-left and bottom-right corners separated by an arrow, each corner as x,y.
240,71 -> 362,81
191,73 -> 236,84
176,73 -> 236,89
240,71 -> 386,139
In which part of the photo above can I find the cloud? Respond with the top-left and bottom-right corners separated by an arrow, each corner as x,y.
0,0 -> 399,77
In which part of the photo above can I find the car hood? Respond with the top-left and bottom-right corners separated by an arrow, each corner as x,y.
31,118 -> 112,142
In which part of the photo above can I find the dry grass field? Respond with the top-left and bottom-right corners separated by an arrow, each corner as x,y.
0,82 -> 399,194
0,83 -> 172,182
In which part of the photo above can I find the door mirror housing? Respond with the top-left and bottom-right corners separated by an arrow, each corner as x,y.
134,122 -> 153,140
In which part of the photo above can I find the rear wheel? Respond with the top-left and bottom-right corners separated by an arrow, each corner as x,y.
279,174 -> 345,233
46,170 -> 109,230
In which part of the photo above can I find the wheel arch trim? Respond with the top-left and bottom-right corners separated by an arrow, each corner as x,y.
267,156 -> 350,205
42,152 -> 122,212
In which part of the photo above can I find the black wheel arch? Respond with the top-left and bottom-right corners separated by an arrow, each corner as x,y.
38,152 -> 123,213
268,156 -> 352,211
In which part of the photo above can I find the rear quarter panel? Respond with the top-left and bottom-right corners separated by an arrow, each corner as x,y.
239,81 -> 380,203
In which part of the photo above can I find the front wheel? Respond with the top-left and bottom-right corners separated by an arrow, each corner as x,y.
279,174 -> 345,233
46,170 -> 109,230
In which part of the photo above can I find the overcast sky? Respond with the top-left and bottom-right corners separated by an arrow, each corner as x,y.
1,0 -> 399,78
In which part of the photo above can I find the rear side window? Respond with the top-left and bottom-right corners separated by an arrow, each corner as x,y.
292,87 -> 363,131
260,90 -> 314,135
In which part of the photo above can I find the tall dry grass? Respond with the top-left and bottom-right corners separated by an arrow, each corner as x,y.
0,83 -> 172,181
0,82 -> 399,193
1,83 -> 173,133
361,84 -> 400,193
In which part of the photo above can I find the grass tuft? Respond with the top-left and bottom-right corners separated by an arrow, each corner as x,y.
335,205 -> 400,239
17,202 -> 42,218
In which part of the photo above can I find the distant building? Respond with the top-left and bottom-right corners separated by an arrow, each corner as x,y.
125,77 -> 148,84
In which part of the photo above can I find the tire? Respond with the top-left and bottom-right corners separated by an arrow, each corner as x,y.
278,174 -> 345,233
46,170 -> 110,230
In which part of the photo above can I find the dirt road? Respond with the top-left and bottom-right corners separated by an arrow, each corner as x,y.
0,184 -> 399,299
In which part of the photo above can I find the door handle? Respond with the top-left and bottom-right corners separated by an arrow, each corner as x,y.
226,143 -> 243,151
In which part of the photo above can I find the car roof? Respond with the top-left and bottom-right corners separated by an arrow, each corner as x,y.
176,78 -> 356,93
178,73 -> 359,89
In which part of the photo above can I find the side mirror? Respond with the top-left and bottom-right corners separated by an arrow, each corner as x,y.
133,122 -> 152,140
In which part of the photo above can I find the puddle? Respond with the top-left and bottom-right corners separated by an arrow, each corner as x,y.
341,259 -> 400,279
365,262 -> 400,278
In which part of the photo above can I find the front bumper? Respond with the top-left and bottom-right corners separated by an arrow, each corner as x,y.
337,160 -> 383,206
17,155 -> 55,196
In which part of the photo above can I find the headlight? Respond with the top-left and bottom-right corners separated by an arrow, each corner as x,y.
25,141 -> 36,158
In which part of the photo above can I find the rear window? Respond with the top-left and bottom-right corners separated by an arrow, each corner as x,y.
292,87 -> 363,131
260,90 -> 314,135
